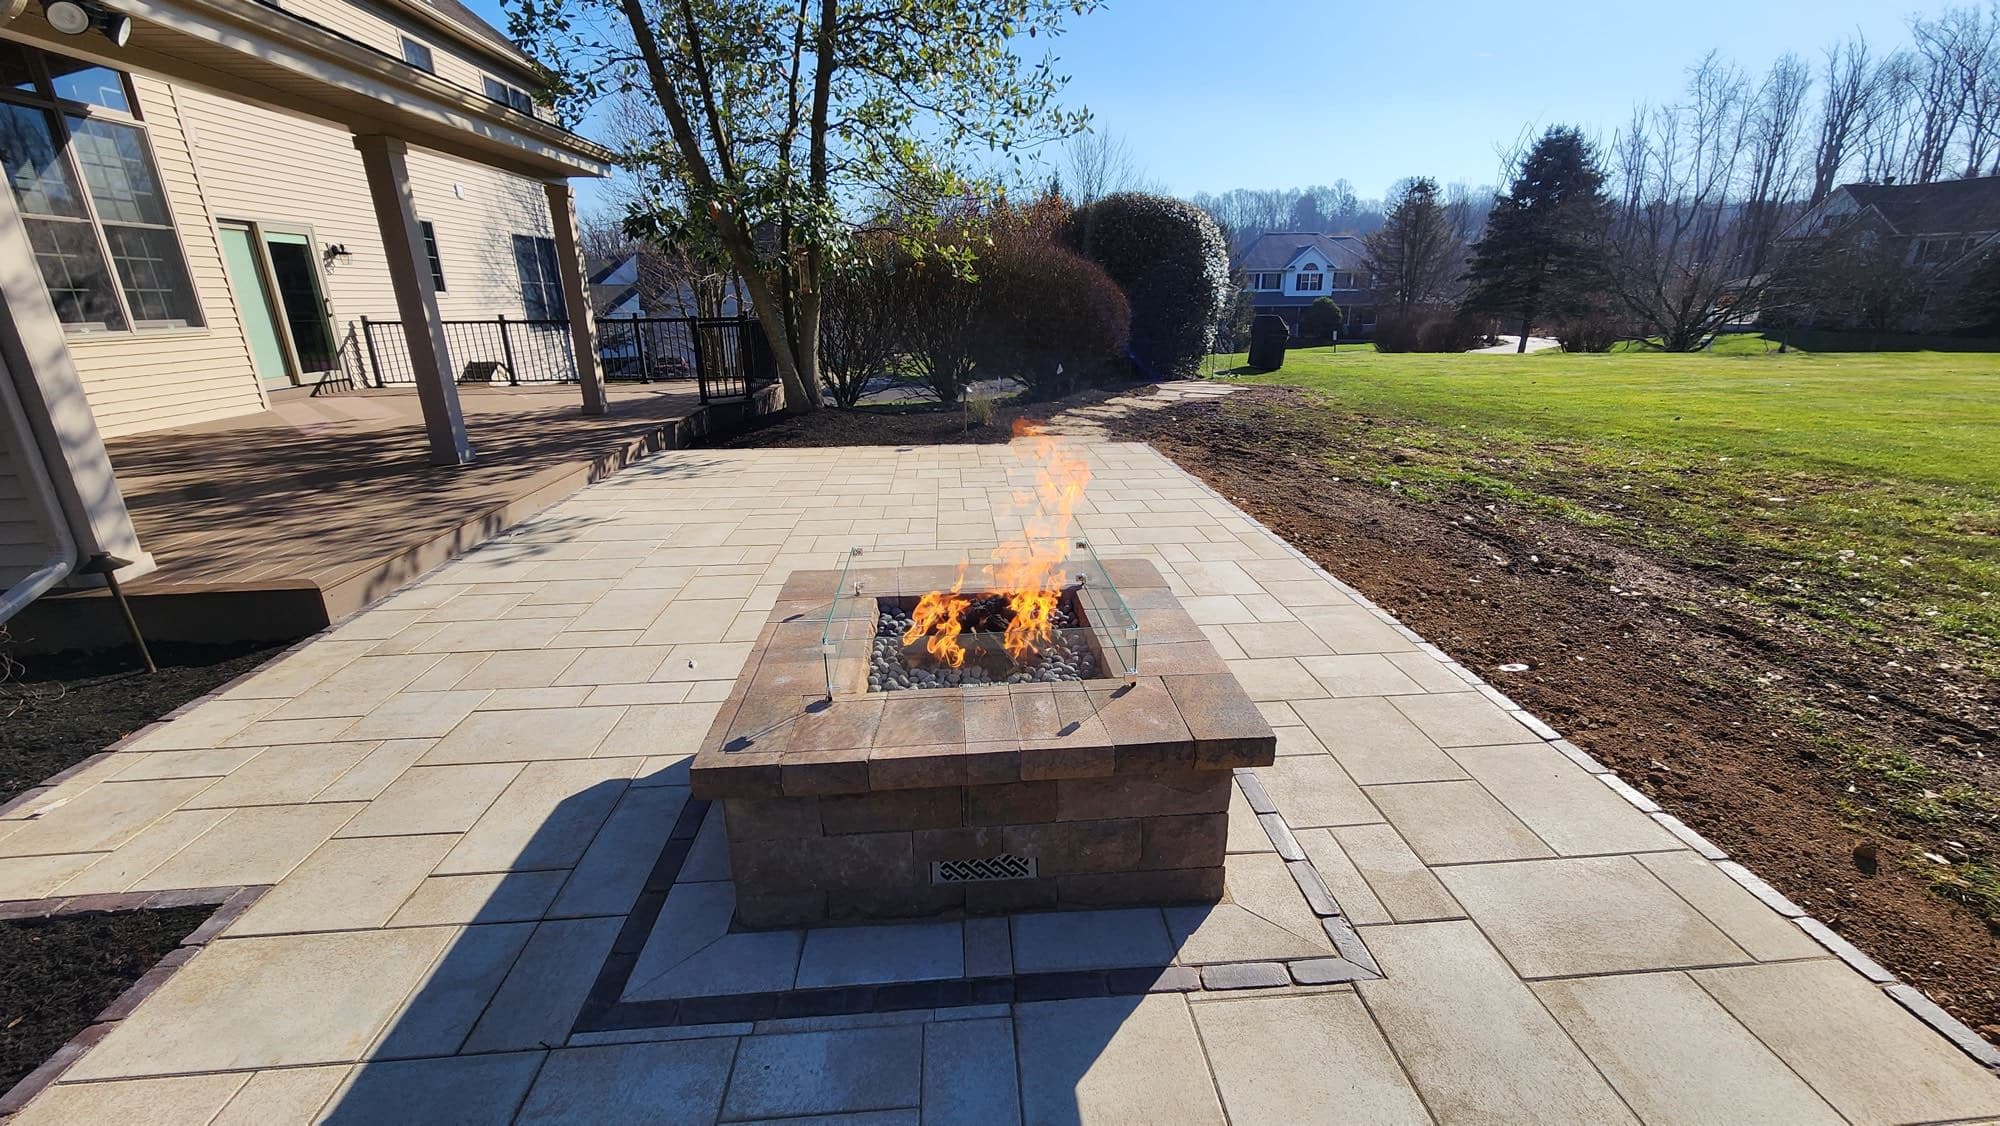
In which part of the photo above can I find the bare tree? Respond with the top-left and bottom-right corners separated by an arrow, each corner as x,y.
1606,54 -> 1807,350
1812,36 -> 1877,202
1062,130 -> 1147,205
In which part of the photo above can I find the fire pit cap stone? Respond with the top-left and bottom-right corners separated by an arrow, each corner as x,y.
691,558 -> 1275,800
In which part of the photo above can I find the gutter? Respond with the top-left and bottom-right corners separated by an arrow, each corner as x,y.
0,346 -> 77,626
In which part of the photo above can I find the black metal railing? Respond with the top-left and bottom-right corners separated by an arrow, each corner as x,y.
357,314 -> 769,403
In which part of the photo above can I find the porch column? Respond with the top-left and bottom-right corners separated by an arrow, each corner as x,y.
0,186 -> 153,580
545,181 -> 606,415
354,134 -> 473,466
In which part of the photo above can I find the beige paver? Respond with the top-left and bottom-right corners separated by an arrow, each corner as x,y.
210,1066 -> 348,1124
1292,697 -> 1467,784
1437,855 -> 1748,977
52,808 -> 232,894
1697,959 -> 2000,1123
67,927 -> 458,1077
435,758 -> 637,874
1356,921 -> 1638,1123
1447,742 -> 1681,855
1328,823 -> 1462,923
1390,691 -> 1537,747
11,1074 -> 250,1126
517,1038 -> 736,1122
1017,995 -> 1224,1125
0,778 -> 213,857
181,743 -> 377,808
228,834 -> 456,935
1534,972 -> 1843,1124
1296,828 -> 1392,925
419,705 -> 628,764
1253,754 -> 1380,828
127,802 -> 364,890
1195,994 -> 1430,1124
1365,780 -> 1552,865
1637,850 -> 1828,962
335,762 -> 522,838
338,689 -> 492,740
387,870 -> 569,927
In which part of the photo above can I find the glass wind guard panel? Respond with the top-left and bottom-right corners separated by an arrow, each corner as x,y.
1069,539 -> 1139,678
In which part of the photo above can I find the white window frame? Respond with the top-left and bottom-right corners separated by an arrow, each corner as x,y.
0,42 -> 206,335
401,36 -> 435,74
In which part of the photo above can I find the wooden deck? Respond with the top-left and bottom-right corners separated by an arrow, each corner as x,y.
11,383 -> 776,651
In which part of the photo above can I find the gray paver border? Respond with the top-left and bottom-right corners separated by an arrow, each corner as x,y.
0,884 -> 269,1115
1180,468 -> 2000,1072
573,770 -> 1379,1035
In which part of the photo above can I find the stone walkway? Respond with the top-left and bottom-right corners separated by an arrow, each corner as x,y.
4,405 -> 1999,1123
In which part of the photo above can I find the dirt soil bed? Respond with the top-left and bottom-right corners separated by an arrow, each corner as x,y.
0,905 -> 212,1097
1,640 -> 289,805
1106,385 -> 2000,1039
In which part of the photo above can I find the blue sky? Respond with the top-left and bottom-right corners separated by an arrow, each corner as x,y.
465,0 -> 1949,211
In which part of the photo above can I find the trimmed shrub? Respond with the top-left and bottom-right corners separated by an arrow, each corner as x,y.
1552,316 -> 1621,352
882,238 -> 983,404
972,234 -> 1130,400
1300,297 -> 1344,342
1375,306 -> 1486,353
819,242 -> 901,407
1069,192 -> 1230,379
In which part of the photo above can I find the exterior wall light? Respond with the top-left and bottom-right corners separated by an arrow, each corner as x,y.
41,0 -> 131,45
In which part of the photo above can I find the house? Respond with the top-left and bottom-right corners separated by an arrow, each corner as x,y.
1776,177 -> 2000,329
588,251 -> 744,319
1239,232 -> 1377,336
0,0 -> 612,619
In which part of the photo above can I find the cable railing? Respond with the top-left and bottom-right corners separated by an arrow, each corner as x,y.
356,313 -> 769,403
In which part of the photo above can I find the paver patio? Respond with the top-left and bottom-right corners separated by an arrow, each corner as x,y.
5,389 -> 1999,1123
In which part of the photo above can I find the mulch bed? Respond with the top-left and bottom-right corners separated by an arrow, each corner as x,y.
0,639 -> 289,806
712,386 -> 1134,448
0,906 -> 212,1097
1105,386 -> 2000,1039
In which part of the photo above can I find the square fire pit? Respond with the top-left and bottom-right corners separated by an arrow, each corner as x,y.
689,553 -> 1276,927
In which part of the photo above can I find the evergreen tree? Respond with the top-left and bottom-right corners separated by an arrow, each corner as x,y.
1461,127 -> 1612,351
1364,177 -> 1459,318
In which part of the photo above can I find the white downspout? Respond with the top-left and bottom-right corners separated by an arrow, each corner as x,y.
0,346 -> 78,625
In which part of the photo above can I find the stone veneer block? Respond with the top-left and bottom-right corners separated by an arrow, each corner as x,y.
690,559 -> 1275,924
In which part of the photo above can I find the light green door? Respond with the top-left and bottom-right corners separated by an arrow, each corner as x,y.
218,223 -> 292,389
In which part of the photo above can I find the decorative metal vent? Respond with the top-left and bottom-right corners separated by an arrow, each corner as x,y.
931,855 -> 1037,884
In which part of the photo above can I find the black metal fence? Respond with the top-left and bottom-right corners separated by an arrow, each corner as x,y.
356,314 -> 769,403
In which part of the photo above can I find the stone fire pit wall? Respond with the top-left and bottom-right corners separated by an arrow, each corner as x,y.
689,557 -> 1278,928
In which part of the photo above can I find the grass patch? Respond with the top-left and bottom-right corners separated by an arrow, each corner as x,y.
1212,343 -> 2000,675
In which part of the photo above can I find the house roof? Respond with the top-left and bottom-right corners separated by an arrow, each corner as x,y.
1840,177 -> 2000,237
591,282 -> 640,315
1250,294 -> 1370,308
586,254 -> 631,286
1240,232 -> 1369,272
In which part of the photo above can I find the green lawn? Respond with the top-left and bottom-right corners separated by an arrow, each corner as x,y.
1212,344 -> 2000,671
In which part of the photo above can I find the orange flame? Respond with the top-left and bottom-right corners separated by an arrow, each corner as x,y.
903,564 -> 971,667
901,419 -> 1093,668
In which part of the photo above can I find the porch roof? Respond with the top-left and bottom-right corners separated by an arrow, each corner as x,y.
2,0 -> 611,180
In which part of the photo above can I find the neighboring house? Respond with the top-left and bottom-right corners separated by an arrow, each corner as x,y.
1240,232 -> 1378,336
588,252 -> 744,319
1777,177 -> 2000,328
0,0 -> 610,615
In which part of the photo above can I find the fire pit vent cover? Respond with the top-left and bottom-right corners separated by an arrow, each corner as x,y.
931,855 -> 1038,884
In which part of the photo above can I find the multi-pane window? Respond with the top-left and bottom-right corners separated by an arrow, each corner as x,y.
0,43 -> 201,332
420,220 -> 446,290
401,37 -> 435,73
1295,263 -> 1324,292
1250,272 -> 1282,291
482,76 -> 534,114
1332,271 -> 1355,289
512,234 -> 565,319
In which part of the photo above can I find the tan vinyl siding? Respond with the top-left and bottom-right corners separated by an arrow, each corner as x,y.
0,415 -> 59,587
62,76 -> 265,439
174,84 -> 556,372
273,0 -> 547,115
